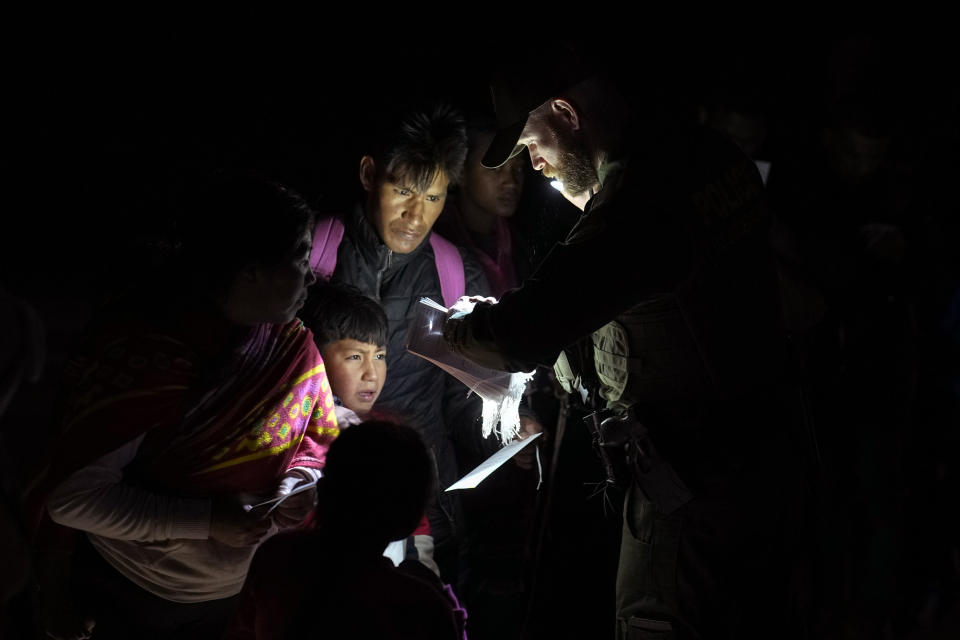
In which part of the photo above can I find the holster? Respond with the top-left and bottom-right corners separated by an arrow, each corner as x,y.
584,411 -> 693,515
583,410 -> 628,489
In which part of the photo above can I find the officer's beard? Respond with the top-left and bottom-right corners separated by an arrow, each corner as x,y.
547,125 -> 599,197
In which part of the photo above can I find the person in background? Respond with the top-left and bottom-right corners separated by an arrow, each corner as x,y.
435,114 -> 531,297
434,113 -> 545,639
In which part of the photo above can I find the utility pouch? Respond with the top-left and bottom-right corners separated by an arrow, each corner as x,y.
626,617 -> 674,640
602,413 -> 693,515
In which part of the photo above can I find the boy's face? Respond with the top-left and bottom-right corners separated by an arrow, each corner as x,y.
321,338 -> 387,417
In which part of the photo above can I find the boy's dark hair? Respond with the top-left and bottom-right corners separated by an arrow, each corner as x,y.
323,420 -> 433,543
364,102 -> 468,191
301,282 -> 388,350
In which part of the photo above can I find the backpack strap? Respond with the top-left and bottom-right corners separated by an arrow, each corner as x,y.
310,216 -> 345,280
311,219 -> 464,306
429,233 -> 465,308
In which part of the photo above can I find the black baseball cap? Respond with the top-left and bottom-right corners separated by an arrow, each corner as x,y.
481,45 -> 597,169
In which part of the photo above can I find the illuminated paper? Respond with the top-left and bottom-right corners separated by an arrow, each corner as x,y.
445,432 -> 543,491
406,298 -> 514,397
407,297 -> 534,444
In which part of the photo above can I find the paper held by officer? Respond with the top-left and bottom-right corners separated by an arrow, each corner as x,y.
407,297 -> 535,445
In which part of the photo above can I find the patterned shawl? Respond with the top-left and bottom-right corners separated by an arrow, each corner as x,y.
23,308 -> 338,535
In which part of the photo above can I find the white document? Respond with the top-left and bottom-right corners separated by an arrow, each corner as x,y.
406,298 -> 515,399
244,479 -> 318,519
407,297 -> 534,444
445,432 -> 543,491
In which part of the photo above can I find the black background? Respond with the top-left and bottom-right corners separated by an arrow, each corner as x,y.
4,20 -> 955,301
3,14 -> 960,637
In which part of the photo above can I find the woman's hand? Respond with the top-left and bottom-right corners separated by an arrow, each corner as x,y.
271,485 -> 317,530
209,497 -> 272,547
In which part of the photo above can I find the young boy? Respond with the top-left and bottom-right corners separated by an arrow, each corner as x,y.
303,282 -> 388,425
301,283 -> 439,576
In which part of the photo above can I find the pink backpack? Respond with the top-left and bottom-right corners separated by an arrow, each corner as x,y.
309,217 -> 465,308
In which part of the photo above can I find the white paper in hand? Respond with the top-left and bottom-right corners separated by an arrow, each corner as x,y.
446,432 -> 543,491
407,297 -> 535,443
243,479 -> 318,520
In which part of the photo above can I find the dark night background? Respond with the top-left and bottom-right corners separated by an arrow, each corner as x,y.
3,18 -> 960,638
3,22 -> 955,302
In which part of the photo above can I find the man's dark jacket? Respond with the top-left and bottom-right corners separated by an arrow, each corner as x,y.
320,204 -> 490,578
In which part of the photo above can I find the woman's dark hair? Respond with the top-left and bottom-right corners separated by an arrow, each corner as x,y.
301,282 -> 388,350
173,170 -> 315,295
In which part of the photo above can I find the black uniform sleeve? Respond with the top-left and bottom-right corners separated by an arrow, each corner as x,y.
448,174 -> 694,373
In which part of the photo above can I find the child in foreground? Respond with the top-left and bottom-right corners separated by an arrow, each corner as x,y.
225,422 -> 464,639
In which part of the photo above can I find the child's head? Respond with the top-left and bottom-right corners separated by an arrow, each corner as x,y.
302,283 -> 388,418
319,420 -> 433,546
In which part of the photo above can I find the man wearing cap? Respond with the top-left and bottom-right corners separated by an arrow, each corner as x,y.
443,50 -> 808,638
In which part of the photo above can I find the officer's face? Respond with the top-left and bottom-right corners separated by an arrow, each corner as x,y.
518,101 -> 598,199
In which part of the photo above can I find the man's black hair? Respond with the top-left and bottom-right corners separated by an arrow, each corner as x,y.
301,282 -> 388,350
363,102 -> 468,191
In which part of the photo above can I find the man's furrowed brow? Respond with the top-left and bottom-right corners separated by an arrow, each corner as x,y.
387,164 -> 441,193
385,173 -> 416,191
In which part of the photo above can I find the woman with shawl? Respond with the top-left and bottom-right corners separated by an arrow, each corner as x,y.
23,172 -> 339,639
